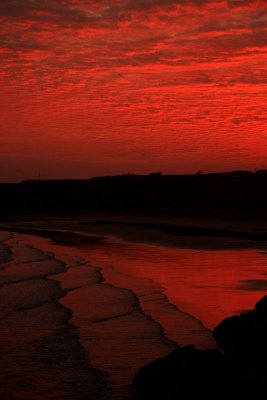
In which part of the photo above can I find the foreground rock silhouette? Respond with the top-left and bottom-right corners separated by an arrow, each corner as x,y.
214,295 -> 267,359
133,295 -> 267,399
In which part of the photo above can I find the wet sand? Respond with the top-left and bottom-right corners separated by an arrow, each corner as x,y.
0,232 -> 110,400
0,229 -> 215,399
3,212 -> 267,250
21,233 -> 210,397
1,218 -> 267,399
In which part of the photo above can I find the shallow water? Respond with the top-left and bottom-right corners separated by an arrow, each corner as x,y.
88,242 -> 267,328
51,235 -> 267,329
1,229 -> 267,399
0,234 -> 110,400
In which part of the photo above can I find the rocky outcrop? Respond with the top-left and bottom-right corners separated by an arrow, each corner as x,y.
133,296 -> 267,399
214,295 -> 267,359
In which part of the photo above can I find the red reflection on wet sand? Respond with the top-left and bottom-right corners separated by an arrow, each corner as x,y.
79,241 -> 267,329
21,233 -> 267,397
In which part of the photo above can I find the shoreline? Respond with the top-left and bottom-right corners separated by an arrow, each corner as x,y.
0,227 -> 217,398
0,233 -> 111,400
1,217 -> 267,398
17,225 -> 217,344
0,224 -> 221,332
0,220 -> 266,400
1,221 -> 267,325
1,212 -> 267,250
20,232 -> 182,398
2,219 -> 267,324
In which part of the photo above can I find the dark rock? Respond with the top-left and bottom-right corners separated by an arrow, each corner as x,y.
255,295 -> 267,313
133,346 -> 235,400
133,296 -> 267,399
213,295 -> 267,359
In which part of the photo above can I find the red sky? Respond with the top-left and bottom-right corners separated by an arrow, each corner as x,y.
0,0 -> 266,182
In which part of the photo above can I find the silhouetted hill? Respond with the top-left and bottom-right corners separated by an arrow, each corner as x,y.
1,171 -> 267,219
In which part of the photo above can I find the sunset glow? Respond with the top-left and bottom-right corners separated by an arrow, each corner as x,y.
0,0 -> 266,181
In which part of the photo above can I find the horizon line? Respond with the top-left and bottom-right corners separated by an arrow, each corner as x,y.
1,169 -> 267,184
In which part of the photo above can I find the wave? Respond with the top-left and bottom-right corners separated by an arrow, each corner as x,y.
0,233 -> 111,400
0,226 -> 217,399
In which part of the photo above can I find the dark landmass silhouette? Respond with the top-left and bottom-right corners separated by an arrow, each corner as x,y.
133,295 -> 267,400
1,170 -> 267,222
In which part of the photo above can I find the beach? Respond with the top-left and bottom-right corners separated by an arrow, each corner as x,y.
1,217 -> 267,399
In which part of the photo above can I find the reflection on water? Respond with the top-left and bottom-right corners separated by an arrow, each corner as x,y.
28,232 -> 267,348
1,230 -> 267,399
76,238 -> 267,329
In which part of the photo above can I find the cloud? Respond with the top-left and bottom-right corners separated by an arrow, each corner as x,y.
0,0 -> 90,25
0,0 -> 266,85
1,0 -> 264,26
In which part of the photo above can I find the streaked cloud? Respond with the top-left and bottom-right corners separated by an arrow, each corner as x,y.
0,0 -> 266,181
